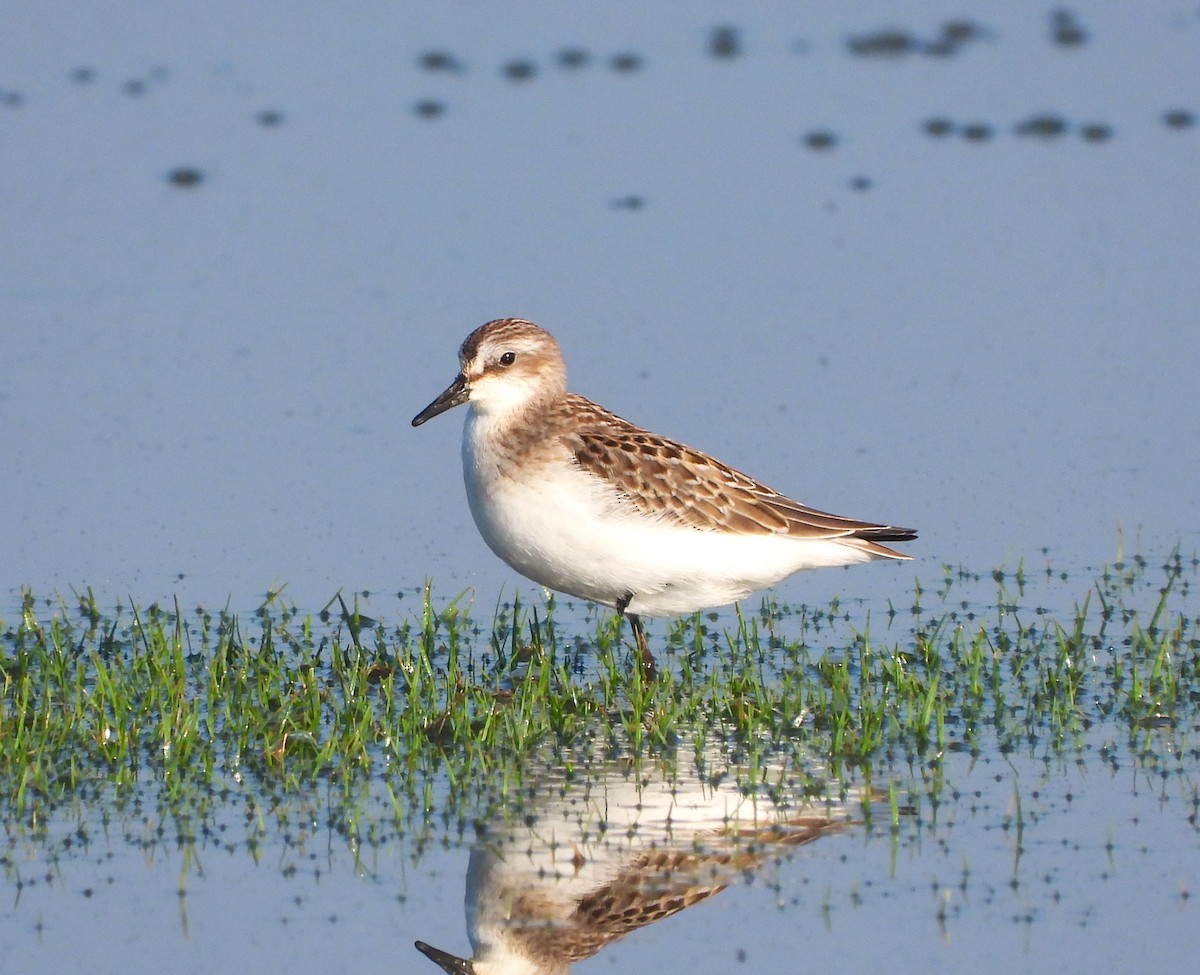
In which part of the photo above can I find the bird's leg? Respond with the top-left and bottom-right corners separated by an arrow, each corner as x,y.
615,592 -> 656,680
629,614 -> 656,682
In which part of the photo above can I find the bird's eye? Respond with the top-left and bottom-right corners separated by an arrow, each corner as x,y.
499,351 -> 517,366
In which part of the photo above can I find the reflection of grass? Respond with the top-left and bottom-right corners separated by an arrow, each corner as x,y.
0,551 -> 1196,854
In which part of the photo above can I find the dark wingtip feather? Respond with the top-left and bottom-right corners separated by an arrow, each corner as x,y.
864,526 -> 917,543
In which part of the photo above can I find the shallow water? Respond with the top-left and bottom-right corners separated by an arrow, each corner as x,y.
3,555 -> 1196,975
2,689 -> 1195,974
2,3 -> 1199,973
3,2 -> 1198,611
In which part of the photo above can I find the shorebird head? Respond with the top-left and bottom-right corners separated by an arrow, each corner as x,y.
412,318 -> 567,427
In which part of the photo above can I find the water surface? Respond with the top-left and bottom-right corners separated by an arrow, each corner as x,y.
2,3 -> 1198,973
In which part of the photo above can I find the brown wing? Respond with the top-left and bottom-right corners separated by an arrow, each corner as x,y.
562,395 -> 916,552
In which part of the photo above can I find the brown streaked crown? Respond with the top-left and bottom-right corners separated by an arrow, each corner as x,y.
459,318 -> 561,370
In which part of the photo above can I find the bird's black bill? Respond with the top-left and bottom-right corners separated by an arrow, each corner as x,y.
414,940 -> 474,975
412,374 -> 469,427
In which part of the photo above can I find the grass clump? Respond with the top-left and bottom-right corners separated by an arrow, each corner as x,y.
0,549 -> 1197,856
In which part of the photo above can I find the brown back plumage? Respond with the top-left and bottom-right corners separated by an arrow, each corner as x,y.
560,394 -> 915,556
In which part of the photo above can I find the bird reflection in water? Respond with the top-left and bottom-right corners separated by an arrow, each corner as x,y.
415,740 -> 880,974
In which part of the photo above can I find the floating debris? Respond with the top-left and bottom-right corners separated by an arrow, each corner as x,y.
926,114 -> 1114,143
166,167 -> 204,188
923,117 -> 955,137
556,47 -> 591,69
802,129 -> 838,150
941,20 -> 985,44
1050,8 -> 1088,47
418,50 -> 466,74
1014,113 -> 1069,138
610,52 -> 643,72
846,28 -> 915,58
847,19 -> 988,58
925,19 -> 989,57
1079,122 -> 1113,142
709,25 -> 741,59
502,59 -> 537,81
414,99 -> 446,119
1163,108 -> 1195,129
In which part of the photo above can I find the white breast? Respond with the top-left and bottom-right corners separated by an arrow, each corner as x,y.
460,410 -> 877,617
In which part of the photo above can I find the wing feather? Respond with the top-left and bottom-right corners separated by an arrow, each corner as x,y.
560,394 -> 915,555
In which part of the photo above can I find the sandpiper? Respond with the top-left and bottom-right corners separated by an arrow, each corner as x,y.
412,318 -> 915,676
